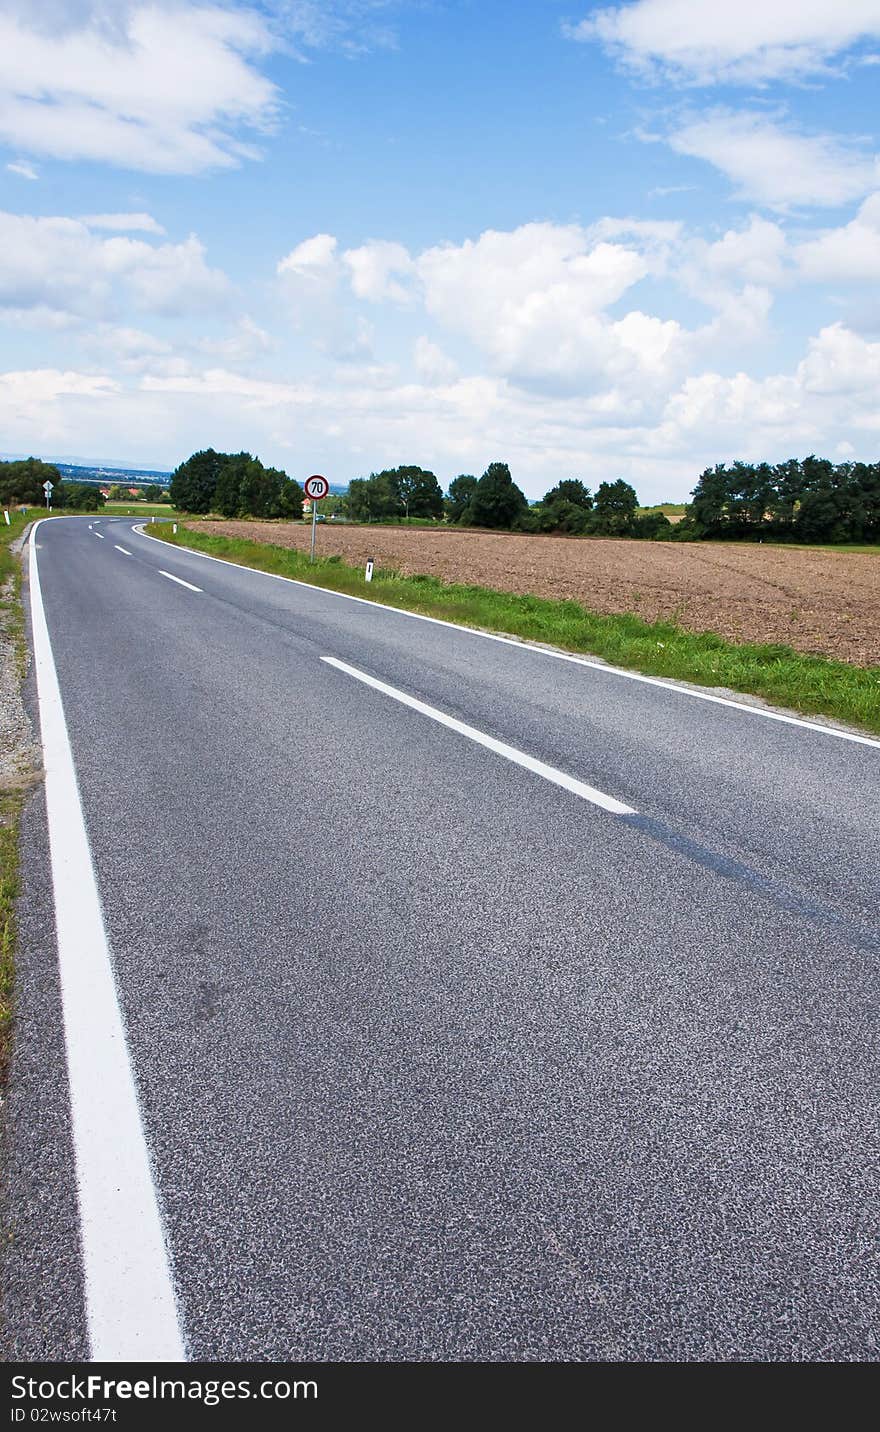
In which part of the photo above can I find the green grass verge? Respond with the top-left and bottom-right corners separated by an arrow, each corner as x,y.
0,511 -> 33,1077
149,522 -> 880,736
103,502 -> 175,518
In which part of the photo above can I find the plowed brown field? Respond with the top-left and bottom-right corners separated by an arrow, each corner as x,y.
195,521 -> 880,666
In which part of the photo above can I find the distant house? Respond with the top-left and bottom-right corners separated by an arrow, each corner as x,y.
100,488 -> 111,499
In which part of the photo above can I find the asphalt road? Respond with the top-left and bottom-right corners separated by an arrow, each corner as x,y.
3,514 -> 879,1362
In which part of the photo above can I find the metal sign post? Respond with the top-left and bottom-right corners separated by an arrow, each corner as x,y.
43,479 -> 54,511
304,475 -> 330,561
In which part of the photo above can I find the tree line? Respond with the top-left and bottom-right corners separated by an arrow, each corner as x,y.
169,449 -> 303,519
0,457 -> 105,512
101,446 -> 880,546
681,457 -> 880,544
345,463 -> 671,537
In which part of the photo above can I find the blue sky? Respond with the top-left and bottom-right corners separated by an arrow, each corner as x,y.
1,1 -> 879,501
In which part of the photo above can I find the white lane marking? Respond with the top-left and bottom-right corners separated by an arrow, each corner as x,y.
323,655 -> 635,815
135,526 -> 880,752
158,569 -> 201,592
114,545 -> 131,556
94,532 -> 105,540
28,521 -> 185,1363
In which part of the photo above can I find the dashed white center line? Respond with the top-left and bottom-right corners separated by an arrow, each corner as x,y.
322,655 -> 635,816
158,569 -> 201,592
94,532 -> 105,540
114,545 -> 132,556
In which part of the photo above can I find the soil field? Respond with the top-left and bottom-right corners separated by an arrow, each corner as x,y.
193,521 -> 880,666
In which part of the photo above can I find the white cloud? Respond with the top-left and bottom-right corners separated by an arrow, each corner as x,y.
797,319 -> 880,396
277,235 -> 376,359
199,315 -> 275,362
413,335 -> 457,384
343,240 -> 415,303
0,3 -> 279,174
0,366 -> 119,431
7,318 -> 874,500
82,212 -> 166,234
0,211 -> 230,321
677,217 -> 788,348
415,222 -> 675,386
277,233 -> 339,280
571,0 -> 880,84
668,111 -> 880,209
6,159 -> 38,180
655,323 -> 880,456
795,193 -> 880,280
698,216 -> 788,286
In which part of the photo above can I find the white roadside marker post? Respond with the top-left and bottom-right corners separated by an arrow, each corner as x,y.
365,558 -> 374,583
304,475 -> 330,562
173,523 -> 178,534
3,510 -> 9,526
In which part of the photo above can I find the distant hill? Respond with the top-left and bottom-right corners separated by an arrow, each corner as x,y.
54,462 -> 171,486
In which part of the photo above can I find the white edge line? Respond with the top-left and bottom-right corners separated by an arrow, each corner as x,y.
322,655 -> 635,815
134,524 -> 880,752
28,520 -> 186,1362
114,545 -> 131,556
158,569 -> 201,592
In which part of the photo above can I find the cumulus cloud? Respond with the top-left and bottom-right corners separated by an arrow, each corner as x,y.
656,323 -> 880,458
6,317 -> 873,499
3,206 -> 877,498
570,0 -> 880,85
414,221 -> 677,387
277,233 -> 339,282
795,193 -> 880,280
343,240 -> 415,303
277,235 -> 375,359
0,211 -> 230,321
667,111 -> 880,210
0,3 -> 279,174
413,335 -> 457,384
696,216 -> 788,286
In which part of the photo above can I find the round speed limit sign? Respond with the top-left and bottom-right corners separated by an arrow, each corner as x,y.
304,474 -> 329,501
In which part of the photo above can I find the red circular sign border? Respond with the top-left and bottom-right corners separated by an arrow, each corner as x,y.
304,474 -> 329,500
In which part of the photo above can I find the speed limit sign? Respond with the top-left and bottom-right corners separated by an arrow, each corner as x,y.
304,474 -> 329,501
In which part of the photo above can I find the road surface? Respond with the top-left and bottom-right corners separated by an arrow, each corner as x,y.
3,514 -> 879,1361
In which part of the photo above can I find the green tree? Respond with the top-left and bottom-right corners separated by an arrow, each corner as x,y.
169,448 -> 226,513
542,479 -> 593,510
389,465 -> 443,519
593,479 -> 638,535
56,482 -> 104,512
464,462 -> 527,529
446,474 -> 477,523
276,473 -> 304,519
0,457 -> 61,507
213,453 -> 251,517
346,472 -> 400,522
